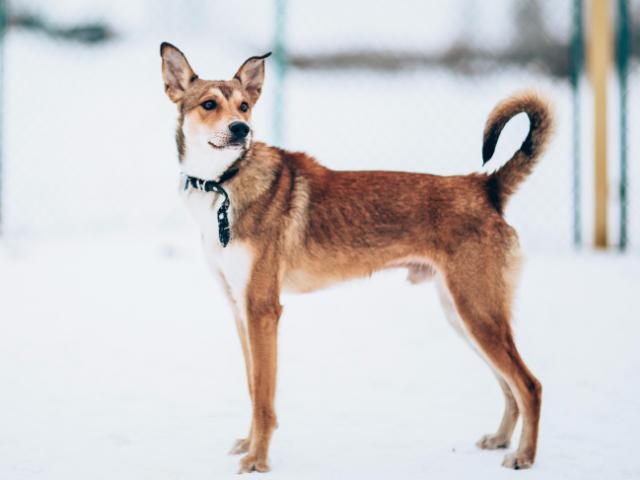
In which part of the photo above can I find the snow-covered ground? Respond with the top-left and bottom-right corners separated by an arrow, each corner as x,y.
1,234 -> 639,479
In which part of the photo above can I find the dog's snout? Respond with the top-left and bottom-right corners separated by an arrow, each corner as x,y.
229,121 -> 250,140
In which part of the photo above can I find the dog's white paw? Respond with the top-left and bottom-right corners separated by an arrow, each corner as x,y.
476,433 -> 510,450
502,451 -> 534,470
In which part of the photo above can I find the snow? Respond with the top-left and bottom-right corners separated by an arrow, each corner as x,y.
1,234 -> 639,479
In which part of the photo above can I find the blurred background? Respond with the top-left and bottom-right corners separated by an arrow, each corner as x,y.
1,2 -> 640,480
0,0 -> 637,250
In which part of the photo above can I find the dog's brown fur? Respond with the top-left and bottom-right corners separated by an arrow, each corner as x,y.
161,43 -> 553,473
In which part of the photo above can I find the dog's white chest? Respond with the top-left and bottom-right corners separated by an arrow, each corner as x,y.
211,242 -> 253,321
181,186 -> 224,245
181,184 -> 253,319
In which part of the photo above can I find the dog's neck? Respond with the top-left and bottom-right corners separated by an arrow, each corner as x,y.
181,141 -> 281,215
225,142 -> 283,208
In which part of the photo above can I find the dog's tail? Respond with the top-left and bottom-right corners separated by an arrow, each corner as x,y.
482,91 -> 554,213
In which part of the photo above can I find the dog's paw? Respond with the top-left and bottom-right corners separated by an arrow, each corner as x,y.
238,454 -> 270,474
476,433 -> 510,450
229,437 -> 251,455
502,451 -> 534,470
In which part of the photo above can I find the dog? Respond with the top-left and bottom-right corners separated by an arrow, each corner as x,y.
160,42 -> 552,473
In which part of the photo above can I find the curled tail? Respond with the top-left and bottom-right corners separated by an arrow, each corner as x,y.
483,91 -> 554,213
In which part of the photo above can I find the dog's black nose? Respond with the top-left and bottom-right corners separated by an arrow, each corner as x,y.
229,121 -> 250,140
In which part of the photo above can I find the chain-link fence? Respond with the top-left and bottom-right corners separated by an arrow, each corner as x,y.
0,0 -> 637,251
616,0 -> 639,250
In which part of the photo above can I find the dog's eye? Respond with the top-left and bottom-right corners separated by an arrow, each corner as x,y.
240,102 -> 249,112
201,100 -> 217,111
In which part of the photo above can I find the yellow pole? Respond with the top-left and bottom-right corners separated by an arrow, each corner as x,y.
588,0 -> 611,248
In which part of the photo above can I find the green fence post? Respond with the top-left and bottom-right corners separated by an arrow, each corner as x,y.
272,0 -> 287,147
0,0 -> 5,235
616,0 -> 629,250
571,0 -> 583,247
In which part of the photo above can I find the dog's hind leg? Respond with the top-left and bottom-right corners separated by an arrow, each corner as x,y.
436,278 -> 519,450
441,261 -> 541,470
476,377 -> 519,450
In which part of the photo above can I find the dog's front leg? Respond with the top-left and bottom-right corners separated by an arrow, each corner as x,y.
228,312 -> 254,455
238,265 -> 281,474
216,268 -> 256,455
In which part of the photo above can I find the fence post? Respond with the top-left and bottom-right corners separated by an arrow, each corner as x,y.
272,0 -> 287,147
616,0 -> 629,250
588,0 -> 612,249
571,0 -> 583,247
0,0 -> 5,236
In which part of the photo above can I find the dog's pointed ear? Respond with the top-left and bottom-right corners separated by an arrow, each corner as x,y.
160,42 -> 198,103
233,52 -> 271,103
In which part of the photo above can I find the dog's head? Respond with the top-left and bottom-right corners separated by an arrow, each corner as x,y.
160,42 -> 270,179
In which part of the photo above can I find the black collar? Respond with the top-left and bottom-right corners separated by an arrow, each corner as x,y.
182,166 -> 240,247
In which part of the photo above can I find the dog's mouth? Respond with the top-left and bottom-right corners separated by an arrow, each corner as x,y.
208,141 -> 246,150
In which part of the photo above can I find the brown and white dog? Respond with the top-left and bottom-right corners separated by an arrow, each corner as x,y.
160,42 -> 553,474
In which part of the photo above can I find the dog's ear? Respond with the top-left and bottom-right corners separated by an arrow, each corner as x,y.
233,52 -> 271,103
160,42 -> 198,103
